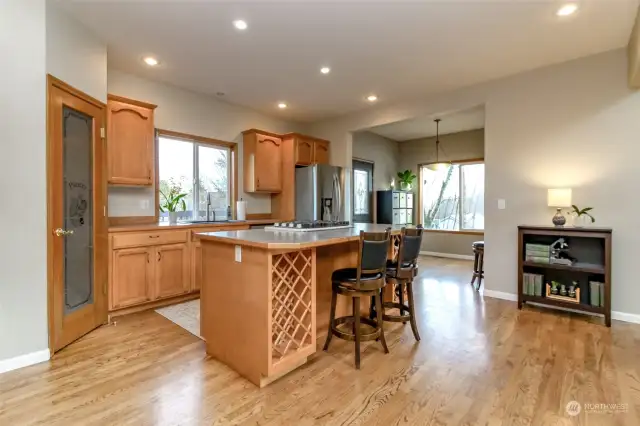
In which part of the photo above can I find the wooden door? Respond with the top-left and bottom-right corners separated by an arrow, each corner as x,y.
255,134 -> 282,192
295,138 -> 313,165
155,243 -> 190,299
313,141 -> 330,164
111,247 -> 153,309
107,96 -> 155,185
47,76 -> 108,352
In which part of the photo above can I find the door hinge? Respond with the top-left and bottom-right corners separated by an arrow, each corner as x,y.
104,206 -> 106,217
100,127 -> 106,139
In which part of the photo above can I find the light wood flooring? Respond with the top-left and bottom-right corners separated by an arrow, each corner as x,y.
1,256 -> 640,425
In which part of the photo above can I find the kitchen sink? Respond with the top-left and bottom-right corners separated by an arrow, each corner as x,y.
182,220 -> 242,224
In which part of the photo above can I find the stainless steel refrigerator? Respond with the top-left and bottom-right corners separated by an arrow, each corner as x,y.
295,164 -> 351,222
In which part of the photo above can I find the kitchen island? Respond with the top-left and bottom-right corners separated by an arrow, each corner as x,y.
197,224 -> 406,387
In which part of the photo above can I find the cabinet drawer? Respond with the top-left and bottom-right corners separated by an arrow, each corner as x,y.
112,230 -> 189,249
406,209 -> 413,224
392,210 -> 401,225
399,193 -> 407,208
399,209 -> 407,224
406,193 -> 414,208
392,193 -> 400,209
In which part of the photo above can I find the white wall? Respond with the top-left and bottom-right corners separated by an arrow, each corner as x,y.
311,49 -> 640,317
352,131 -> 399,191
0,0 -> 48,363
46,1 -> 107,102
107,70 -> 304,216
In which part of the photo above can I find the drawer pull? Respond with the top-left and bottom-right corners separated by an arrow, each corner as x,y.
149,235 -> 160,238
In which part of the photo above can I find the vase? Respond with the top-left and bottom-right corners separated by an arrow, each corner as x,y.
169,211 -> 179,225
573,215 -> 589,227
400,182 -> 412,191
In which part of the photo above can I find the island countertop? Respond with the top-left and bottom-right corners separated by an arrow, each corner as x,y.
196,223 -> 407,249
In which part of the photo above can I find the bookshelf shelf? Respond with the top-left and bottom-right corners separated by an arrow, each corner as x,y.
517,225 -> 612,327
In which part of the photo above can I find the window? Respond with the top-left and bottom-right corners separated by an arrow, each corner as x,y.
420,161 -> 484,231
158,132 -> 234,222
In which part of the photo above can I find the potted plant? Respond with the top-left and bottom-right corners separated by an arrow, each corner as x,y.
569,205 -> 595,227
397,170 -> 417,191
160,183 -> 188,225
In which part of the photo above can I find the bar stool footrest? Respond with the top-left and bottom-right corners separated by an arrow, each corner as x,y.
382,302 -> 411,322
331,316 -> 381,342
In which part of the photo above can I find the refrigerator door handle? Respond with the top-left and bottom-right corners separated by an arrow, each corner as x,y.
333,172 -> 341,221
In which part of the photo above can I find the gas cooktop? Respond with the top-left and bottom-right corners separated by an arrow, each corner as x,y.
265,220 -> 352,232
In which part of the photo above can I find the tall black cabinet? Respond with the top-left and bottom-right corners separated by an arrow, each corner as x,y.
376,190 -> 414,225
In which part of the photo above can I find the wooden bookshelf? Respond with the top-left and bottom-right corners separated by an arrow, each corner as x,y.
517,225 -> 612,326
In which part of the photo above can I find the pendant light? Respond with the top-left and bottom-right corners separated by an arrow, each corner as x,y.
425,118 -> 450,171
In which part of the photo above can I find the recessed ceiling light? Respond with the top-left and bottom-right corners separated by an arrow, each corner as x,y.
366,95 -> 378,102
233,20 -> 248,30
556,3 -> 578,16
143,56 -> 159,66
278,102 -> 288,109
320,67 -> 331,74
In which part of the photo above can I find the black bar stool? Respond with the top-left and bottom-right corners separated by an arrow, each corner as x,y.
470,241 -> 484,290
381,226 -> 424,341
323,228 -> 391,369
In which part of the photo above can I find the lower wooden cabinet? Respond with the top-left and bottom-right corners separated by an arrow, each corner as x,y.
155,243 -> 190,299
111,247 -> 153,309
192,241 -> 202,291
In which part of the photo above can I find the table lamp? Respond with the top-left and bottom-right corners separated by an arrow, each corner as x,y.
547,188 -> 572,226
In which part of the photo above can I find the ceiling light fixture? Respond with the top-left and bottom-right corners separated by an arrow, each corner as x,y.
366,95 -> 378,102
278,102 -> 288,109
425,119 -> 451,171
320,67 -> 331,74
233,20 -> 248,30
556,3 -> 578,16
143,56 -> 159,66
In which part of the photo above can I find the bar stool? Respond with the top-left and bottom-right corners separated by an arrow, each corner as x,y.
323,228 -> 391,369
381,226 -> 424,341
470,241 -> 484,290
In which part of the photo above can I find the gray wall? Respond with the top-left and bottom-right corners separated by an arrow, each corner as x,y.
0,0 -> 48,362
352,131 -> 399,191
399,129 -> 485,256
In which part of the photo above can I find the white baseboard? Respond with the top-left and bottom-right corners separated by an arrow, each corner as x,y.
480,291 -> 640,325
420,251 -> 474,261
482,290 -> 518,302
612,311 -> 640,324
0,349 -> 50,374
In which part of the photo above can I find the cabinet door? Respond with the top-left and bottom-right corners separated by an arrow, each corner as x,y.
392,192 -> 400,209
392,210 -> 401,225
111,247 -> 153,309
406,193 -> 414,208
255,134 -> 282,192
399,192 -> 407,208
295,139 -> 313,166
399,209 -> 407,225
313,140 -> 330,164
406,209 -> 413,225
155,243 -> 190,299
107,99 -> 154,185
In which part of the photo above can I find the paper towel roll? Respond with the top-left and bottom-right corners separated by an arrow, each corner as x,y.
236,199 -> 247,221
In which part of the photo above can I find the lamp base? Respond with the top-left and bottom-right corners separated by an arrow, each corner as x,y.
552,208 -> 566,226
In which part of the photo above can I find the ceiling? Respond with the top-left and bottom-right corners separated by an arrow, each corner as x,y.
57,0 -> 639,123
367,105 -> 485,141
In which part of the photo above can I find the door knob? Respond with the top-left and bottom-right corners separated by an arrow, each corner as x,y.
54,228 -> 74,237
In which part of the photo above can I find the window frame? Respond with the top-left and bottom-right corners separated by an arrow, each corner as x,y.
155,128 -> 238,222
417,157 -> 485,235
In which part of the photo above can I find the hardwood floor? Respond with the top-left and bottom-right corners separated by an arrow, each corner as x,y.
1,256 -> 639,425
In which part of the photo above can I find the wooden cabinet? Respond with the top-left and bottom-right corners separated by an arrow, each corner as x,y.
111,247 -> 153,309
155,243 -> 190,299
106,94 -> 157,186
313,140 -> 330,164
294,138 -> 314,166
242,129 -> 283,193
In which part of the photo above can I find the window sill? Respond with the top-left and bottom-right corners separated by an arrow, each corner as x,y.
420,229 -> 484,236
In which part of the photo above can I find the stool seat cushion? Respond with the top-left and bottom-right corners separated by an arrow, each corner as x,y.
385,259 -> 413,275
472,241 -> 484,248
331,268 -> 382,283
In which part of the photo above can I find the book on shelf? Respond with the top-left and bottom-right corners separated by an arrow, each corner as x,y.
522,273 -> 543,296
598,282 -> 605,307
525,244 -> 551,253
589,281 -> 602,307
525,255 -> 550,264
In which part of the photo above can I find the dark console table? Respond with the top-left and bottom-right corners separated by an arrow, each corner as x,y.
517,225 -> 612,326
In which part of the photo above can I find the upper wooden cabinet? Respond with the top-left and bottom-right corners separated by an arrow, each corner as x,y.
106,94 -> 157,186
313,140 -> 330,165
294,138 -> 314,166
243,129 -> 283,193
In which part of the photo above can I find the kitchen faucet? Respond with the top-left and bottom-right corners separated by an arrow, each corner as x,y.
206,192 -> 216,222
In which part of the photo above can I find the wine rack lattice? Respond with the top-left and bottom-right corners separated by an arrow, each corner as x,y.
271,250 -> 313,363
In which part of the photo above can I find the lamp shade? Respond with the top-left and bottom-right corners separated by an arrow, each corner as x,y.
547,188 -> 572,207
